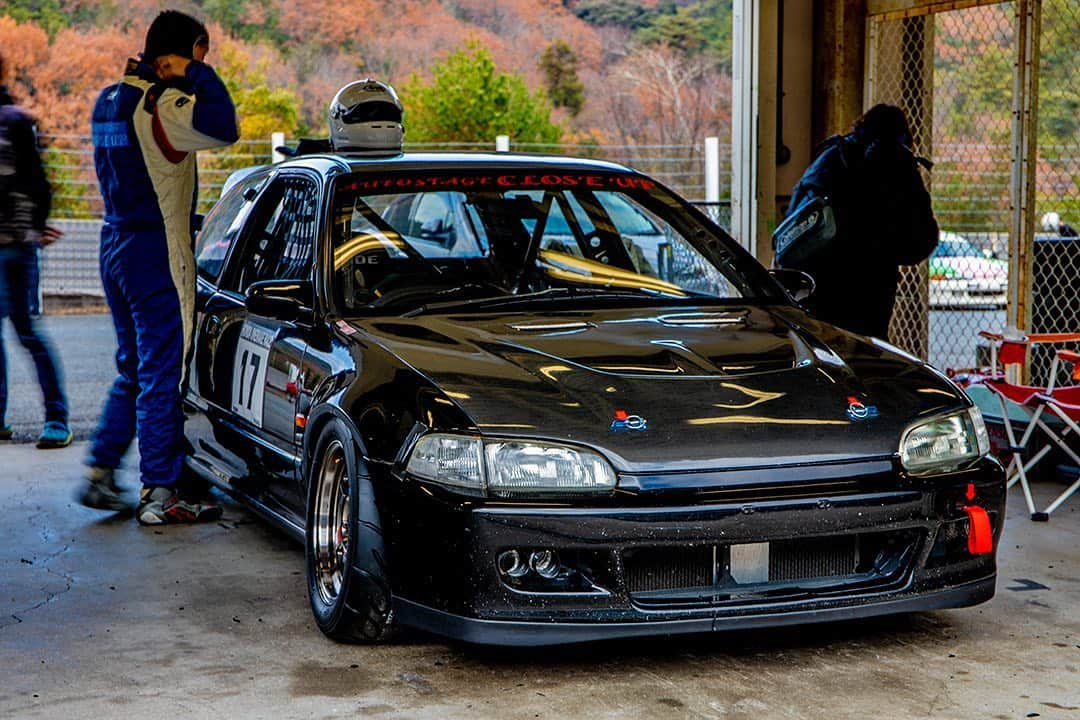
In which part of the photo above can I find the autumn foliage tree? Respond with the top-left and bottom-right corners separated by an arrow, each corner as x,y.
540,41 -> 585,117
402,41 -> 562,146
1,0 -> 740,208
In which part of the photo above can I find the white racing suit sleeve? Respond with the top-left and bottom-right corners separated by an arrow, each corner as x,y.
152,61 -> 239,154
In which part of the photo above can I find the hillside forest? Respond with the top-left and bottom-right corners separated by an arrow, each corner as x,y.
0,0 -> 1075,223
0,0 -> 735,147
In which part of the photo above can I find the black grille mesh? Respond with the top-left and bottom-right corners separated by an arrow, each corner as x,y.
624,546 -> 712,593
623,536 -> 860,594
769,537 -> 857,582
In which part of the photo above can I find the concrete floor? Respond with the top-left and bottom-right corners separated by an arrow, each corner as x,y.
2,444 -> 1079,720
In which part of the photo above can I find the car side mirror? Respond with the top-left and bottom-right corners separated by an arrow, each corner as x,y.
244,279 -> 314,322
769,268 -> 816,302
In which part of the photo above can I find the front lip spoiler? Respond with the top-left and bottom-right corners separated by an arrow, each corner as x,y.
393,574 -> 995,647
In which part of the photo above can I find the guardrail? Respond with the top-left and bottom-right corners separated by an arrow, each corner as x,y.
41,219 -> 104,297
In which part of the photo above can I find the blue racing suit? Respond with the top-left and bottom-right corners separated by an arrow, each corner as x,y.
90,58 -> 238,487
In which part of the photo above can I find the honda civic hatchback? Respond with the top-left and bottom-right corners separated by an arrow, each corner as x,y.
186,151 -> 1005,646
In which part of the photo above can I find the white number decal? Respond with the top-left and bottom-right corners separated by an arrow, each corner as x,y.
232,323 -> 272,427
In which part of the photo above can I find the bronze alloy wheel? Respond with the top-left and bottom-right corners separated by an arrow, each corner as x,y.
313,438 -> 351,607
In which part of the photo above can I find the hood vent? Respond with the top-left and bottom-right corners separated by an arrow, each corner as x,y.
508,321 -> 595,334
657,312 -> 748,328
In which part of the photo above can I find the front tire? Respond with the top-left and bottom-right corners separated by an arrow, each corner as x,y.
305,418 -> 395,642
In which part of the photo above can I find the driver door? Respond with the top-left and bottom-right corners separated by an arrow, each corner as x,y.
197,171 -> 321,519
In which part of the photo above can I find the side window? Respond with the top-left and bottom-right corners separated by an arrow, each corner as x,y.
234,176 -> 319,292
195,174 -> 265,282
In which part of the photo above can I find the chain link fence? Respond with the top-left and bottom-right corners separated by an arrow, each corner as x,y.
1030,0 -> 1080,385
868,1 -> 1079,379
868,3 -> 1015,371
36,136 -> 732,298
42,137 -> 731,218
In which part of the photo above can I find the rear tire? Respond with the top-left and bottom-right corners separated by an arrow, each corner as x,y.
305,418 -> 395,642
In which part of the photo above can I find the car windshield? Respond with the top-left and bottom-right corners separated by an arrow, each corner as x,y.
933,234 -> 986,259
330,170 -> 780,314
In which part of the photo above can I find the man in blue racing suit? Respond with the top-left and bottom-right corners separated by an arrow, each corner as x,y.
79,10 -> 239,524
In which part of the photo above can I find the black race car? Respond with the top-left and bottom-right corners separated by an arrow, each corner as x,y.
186,151 -> 1005,646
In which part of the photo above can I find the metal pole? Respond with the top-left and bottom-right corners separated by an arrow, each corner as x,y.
271,132 -> 285,163
704,136 -> 721,204
731,0 -> 756,253
1008,0 -> 1042,382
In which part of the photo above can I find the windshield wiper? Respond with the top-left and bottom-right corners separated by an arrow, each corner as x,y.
402,285 -> 692,317
402,287 -> 572,317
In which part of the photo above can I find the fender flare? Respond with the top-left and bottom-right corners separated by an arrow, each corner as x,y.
305,408 -> 391,602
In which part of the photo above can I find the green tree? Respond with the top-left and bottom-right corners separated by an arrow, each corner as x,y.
42,146 -> 93,218
197,42 -> 303,211
634,0 -> 733,68
1036,0 -> 1080,220
203,0 -> 287,45
637,8 -> 708,53
1038,0 -> 1080,145
572,0 -> 661,29
216,43 -> 302,143
403,41 -> 562,145
203,0 -> 247,35
540,40 -> 585,117
0,0 -> 68,37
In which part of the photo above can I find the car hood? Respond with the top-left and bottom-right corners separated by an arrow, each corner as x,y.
347,306 -> 968,472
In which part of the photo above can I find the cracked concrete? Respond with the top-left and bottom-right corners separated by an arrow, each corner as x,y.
2,442 -> 1080,719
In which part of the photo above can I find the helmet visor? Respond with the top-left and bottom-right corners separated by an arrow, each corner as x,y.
341,101 -> 402,125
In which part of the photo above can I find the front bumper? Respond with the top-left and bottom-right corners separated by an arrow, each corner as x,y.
394,575 -> 995,646
385,457 -> 1005,646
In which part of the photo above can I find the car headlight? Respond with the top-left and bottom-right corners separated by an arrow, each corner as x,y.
899,407 -> 990,476
403,434 -> 484,491
405,434 -> 617,497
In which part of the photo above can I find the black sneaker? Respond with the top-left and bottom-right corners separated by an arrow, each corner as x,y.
77,466 -> 130,511
137,487 -> 223,526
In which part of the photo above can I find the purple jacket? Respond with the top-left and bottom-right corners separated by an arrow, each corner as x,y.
0,87 -> 51,245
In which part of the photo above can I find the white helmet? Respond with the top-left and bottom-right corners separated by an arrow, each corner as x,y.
328,79 -> 404,154
1042,212 -> 1061,232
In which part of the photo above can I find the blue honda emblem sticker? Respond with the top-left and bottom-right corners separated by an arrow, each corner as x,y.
611,410 -> 648,432
846,396 -> 879,421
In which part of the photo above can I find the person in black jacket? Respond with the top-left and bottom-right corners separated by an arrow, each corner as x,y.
0,52 -> 70,446
779,104 -> 939,339
1041,212 -> 1078,238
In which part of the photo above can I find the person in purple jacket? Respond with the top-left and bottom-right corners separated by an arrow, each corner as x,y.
0,52 -> 70,448
79,10 -> 239,524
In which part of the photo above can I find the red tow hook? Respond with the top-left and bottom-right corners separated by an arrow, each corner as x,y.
962,483 -> 993,555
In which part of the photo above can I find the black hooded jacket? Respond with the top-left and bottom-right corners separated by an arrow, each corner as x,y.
780,131 -> 938,339
0,86 -> 52,245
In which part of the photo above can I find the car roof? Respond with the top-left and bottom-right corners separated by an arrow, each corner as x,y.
281,151 -> 639,176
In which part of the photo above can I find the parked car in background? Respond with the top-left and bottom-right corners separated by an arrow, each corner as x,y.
929,231 -> 1007,309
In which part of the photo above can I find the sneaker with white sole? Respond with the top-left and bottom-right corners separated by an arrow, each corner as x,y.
137,487 -> 223,526
77,466 -> 130,511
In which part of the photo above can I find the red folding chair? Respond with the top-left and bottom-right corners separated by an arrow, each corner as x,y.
976,331 -> 1080,521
